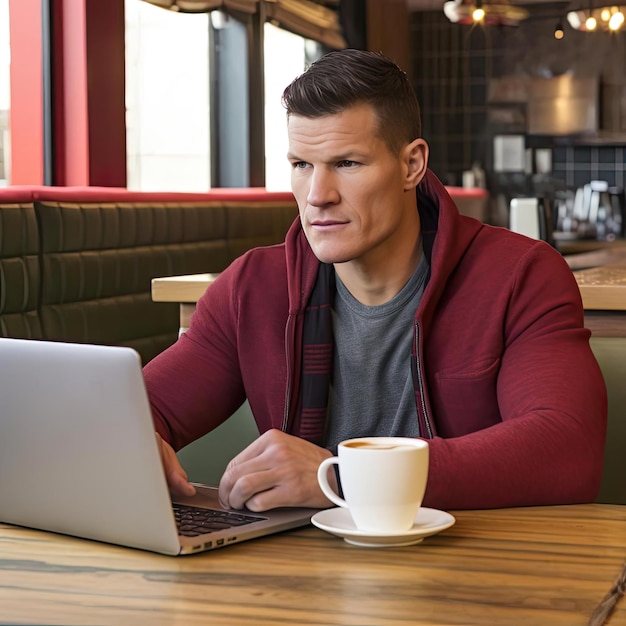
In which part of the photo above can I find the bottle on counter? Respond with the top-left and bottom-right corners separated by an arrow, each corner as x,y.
471,162 -> 486,189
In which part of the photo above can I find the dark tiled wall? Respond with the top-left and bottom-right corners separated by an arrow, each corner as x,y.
410,9 -> 626,193
552,146 -> 626,190
411,11 -> 495,186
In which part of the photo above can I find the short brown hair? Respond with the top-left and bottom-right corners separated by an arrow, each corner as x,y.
281,49 -> 421,155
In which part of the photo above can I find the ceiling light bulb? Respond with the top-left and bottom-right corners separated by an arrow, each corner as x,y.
472,7 -> 485,21
608,10 -> 624,28
585,15 -> 598,29
601,8 -> 612,20
554,24 -> 565,38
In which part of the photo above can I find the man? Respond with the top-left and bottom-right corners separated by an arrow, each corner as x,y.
145,49 -> 607,512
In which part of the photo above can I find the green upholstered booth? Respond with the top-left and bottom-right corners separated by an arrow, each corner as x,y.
0,201 -> 43,339
591,337 -> 626,505
0,186 -> 298,364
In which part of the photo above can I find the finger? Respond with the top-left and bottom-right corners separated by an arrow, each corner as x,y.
155,432 -> 196,497
219,432 -> 336,509
244,483 -> 293,512
217,433 -> 279,507
166,464 -> 197,498
220,453 -> 330,511
243,472 -> 332,511
218,458 -> 266,509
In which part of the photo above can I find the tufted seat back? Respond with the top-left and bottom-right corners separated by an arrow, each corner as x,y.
34,199 -> 232,363
0,202 -> 43,339
0,186 -> 298,364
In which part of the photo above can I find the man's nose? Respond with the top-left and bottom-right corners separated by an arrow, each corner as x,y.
306,168 -> 340,207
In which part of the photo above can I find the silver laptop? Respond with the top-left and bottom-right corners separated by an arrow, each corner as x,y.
0,338 -> 317,555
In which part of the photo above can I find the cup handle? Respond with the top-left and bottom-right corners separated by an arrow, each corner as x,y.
317,457 -> 347,508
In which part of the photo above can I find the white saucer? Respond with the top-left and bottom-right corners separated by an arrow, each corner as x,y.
311,507 -> 456,547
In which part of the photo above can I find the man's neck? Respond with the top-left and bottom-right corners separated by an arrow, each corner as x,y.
334,234 -> 423,306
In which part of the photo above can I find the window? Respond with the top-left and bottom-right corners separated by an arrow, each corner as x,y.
0,0 -> 10,186
264,22 -> 322,191
125,1 -> 323,192
125,0 -> 210,191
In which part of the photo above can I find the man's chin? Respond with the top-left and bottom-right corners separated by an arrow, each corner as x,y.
311,251 -> 352,265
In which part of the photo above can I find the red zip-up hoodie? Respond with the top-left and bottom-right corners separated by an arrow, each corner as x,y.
145,170 -> 607,510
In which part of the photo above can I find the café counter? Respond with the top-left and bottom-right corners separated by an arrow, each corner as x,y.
565,241 -> 626,336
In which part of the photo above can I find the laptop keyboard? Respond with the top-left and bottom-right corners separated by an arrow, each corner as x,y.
173,503 -> 267,537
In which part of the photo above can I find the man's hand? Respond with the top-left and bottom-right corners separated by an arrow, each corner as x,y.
218,429 -> 337,511
155,432 -> 196,498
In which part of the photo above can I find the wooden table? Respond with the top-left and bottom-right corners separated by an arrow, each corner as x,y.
1,504 -> 625,625
152,273 -> 220,331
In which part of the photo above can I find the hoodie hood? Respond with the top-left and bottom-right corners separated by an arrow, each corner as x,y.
416,170 -> 484,330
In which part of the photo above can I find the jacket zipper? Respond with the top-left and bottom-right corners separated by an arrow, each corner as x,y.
282,313 -> 295,432
414,320 -> 433,439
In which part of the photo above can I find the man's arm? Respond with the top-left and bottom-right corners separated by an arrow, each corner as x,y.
144,271 -> 249,452
422,242 -> 607,510
144,252 -> 294,498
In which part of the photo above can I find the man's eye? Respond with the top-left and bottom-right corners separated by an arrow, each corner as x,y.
338,160 -> 357,168
292,161 -> 308,169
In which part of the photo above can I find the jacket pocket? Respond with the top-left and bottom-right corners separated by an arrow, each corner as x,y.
433,357 -> 501,437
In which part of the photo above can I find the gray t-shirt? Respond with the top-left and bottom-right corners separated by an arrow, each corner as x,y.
325,254 -> 429,452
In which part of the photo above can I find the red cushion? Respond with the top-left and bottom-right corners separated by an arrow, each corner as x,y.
0,186 -> 296,204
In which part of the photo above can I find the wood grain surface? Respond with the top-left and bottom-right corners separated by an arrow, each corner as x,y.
575,258 -> 626,311
1,504 -> 625,625
151,273 -> 219,303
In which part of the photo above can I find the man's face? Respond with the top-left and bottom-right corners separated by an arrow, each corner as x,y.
287,103 -> 425,269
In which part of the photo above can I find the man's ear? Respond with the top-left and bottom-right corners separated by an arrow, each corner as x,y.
403,138 -> 429,191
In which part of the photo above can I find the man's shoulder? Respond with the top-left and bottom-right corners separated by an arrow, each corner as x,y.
471,221 -> 562,260
230,241 -> 289,272
451,222 -> 572,291
199,244 -> 291,320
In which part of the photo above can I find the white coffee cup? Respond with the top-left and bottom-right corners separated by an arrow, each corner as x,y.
317,437 -> 429,533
